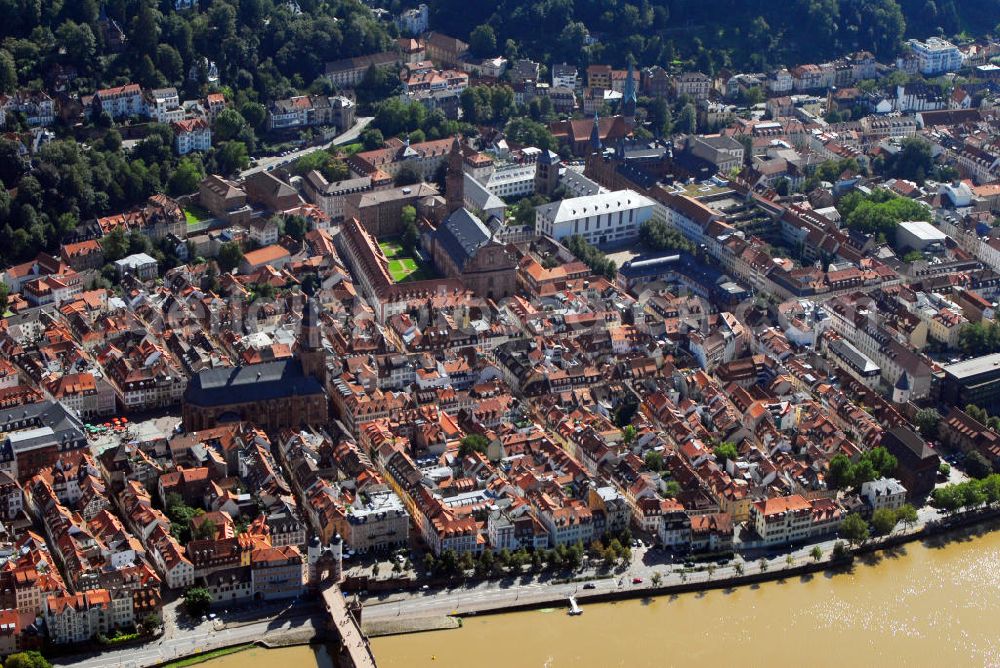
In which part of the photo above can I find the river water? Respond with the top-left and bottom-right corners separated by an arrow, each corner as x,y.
206,526 -> 1000,668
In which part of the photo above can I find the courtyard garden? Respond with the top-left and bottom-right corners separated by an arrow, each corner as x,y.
379,239 -> 435,283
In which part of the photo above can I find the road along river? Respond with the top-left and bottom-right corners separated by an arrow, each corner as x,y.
205,525 -> 1000,668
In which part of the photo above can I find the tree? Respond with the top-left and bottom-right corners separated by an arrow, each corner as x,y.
639,219 -> 696,254
401,205 -> 417,227
240,102 -> 267,131
5,652 -> 52,668
504,117 -> 557,152
871,508 -> 898,535
663,480 -> 682,498
914,409 -> 941,440
217,141 -> 249,175
563,234 -> 616,280
676,103 -> 697,135
56,21 -> 97,66
156,43 -> 185,83
839,513 -> 870,546
140,613 -> 161,634
511,197 -> 541,228
758,557 -> 768,573
0,282 -> 8,315
183,587 -> 212,618
650,571 -> 662,586
101,226 -> 129,262
896,504 -> 918,531
714,442 -> 738,464
437,549 -> 458,574
958,321 -> 1000,357
966,451 -> 994,480
621,425 -> 637,445
401,220 -> 420,253
252,282 -> 276,301
838,189 -> 931,239
774,177 -> 791,197
643,450 -> 664,471
826,454 -> 854,489
469,24 -> 497,58
459,434 -> 490,457
831,541 -> 851,562
884,137 -> 935,185
213,108 -> 247,143
932,484 -> 964,513
827,447 -> 897,490
284,214 -> 309,241
649,97 -> 672,137
0,50 -> 16,96
733,562 -> 744,576
810,546 -> 823,562
168,158 -> 204,195
785,554 -> 795,568
982,475 -> 1000,506
866,446 -> 898,478
361,128 -> 385,150
217,241 -> 244,273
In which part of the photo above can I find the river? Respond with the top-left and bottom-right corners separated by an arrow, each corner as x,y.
205,525 -> 1000,668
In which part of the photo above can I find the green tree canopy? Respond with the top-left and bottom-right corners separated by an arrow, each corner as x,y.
640,219 -> 696,254
469,24 -> 497,58
870,508 -> 898,535
714,441 -> 738,464
504,117 -> 557,152
459,434 -> 490,457
168,157 -> 204,196
217,241 -> 244,273
839,512 -> 870,545
5,651 -> 53,668
837,189 -> 932,240
827,447 -> 898,490
183,587 -> 212,618
216,141 -> 249,175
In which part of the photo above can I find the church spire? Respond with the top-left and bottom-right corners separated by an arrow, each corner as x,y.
622,59 -> 637,129
445,135 -> 464,216
299,295 -> 327,387
590,113 -> 602,152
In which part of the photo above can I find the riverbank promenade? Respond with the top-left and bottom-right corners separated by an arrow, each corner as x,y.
360,505 -> 999,624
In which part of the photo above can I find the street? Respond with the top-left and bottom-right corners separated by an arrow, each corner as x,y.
240,116 -> 373,178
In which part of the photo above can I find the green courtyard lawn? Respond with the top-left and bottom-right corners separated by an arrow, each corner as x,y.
183,204 -> 212,225
380,240 -> 404,258
379,240 -> 434,283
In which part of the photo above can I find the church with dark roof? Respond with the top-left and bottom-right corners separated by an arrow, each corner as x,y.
427,137 -> 517,301
181,297 -> 330,431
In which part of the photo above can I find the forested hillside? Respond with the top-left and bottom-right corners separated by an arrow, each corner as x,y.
0,0 -> 390,100
425,0 -> 1000,72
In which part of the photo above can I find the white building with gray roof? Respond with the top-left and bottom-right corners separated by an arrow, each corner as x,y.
534,189 -> 654,247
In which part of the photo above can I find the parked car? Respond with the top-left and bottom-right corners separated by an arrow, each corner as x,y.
583,582 -> 597,589
631,577 -> 643,584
